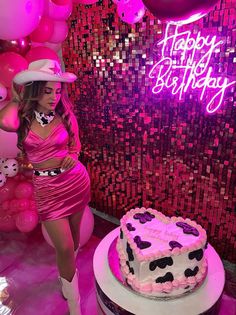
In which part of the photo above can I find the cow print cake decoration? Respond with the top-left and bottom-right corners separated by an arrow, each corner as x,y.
117,207 -> 208,298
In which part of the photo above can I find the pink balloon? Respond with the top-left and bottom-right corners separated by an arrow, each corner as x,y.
2,200 -> 10,211
142,0 -> 219,25
117,0 -> 146,24
0,178 -> 18,203
42,206 -> 94,248
44,0 -> 72,21
49,20 -> 68,44
0,52 -> 28,87
0,0 -> 43,40
15,210 -> 38,232
30,17 -> 54,43
9,199 -> 20,214
14,181 -> 34,199
73,0 -> 98,4
18,199 -> 30,211
25,46 -> 60,63
0,215 -> 17,232
0,128 -> 20,158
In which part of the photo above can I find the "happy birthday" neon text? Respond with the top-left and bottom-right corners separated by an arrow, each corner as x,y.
149,24 -> 235,113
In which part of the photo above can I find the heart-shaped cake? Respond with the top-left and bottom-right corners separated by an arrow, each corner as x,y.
116,207 -> 207,297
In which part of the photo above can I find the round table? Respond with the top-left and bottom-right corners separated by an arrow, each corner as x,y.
93,228 -> 225,315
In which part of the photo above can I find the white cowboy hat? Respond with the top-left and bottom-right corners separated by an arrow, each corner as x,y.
13,59 -> 77,85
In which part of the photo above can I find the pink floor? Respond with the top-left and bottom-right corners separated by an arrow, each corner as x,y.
0,216 -> 235,315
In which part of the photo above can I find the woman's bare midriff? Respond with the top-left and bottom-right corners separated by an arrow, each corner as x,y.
32,157 -> 64,170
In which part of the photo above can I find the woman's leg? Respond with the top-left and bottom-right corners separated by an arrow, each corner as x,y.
69,209 -> 85,251
42,218 -> 75,281
43,218 -> 81,315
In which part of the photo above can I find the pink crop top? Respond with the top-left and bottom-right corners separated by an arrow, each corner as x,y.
22,123 -> 71,164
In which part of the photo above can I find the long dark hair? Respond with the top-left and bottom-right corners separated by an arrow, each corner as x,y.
16,81 -> 77,152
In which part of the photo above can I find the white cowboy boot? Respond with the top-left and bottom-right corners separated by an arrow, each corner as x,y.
60,270 -> 81,315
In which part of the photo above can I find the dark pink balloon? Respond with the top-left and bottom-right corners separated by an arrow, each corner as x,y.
21,169 -> 33,179
30,17 -> 54,43
142,0 -> 219,24
2,200 -> 10,211
14,181 -> 34,199
17,199 -> 30,212
0,52 -> 28,87
0,178 -> 18,203
15,210 -> 38,233
0,37 -> 31,56
0,215 -> 17,232
9,199 -> 20,214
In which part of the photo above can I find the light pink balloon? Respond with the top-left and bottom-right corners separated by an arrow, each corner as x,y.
49,20 -> 68,44
0,101 -> 19,159
0,128 -> 19,158
30,17 -> 54,43
15,210 -> 38,232
0,52 -> 28,87
44,0 -> 72,21
25,46 -> 60,63
14,181 -> 34,199
117,0 -> 146,24
42,206 -> 94,247
2,200 -> 10,211
0,0 -> 44,40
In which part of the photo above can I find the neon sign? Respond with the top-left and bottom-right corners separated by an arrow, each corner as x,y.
149,23 -> 236,113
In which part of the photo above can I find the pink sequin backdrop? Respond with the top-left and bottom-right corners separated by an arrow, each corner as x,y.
63,0 -> 236,262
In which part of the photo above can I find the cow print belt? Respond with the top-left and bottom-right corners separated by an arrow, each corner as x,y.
33,168 -> 65,177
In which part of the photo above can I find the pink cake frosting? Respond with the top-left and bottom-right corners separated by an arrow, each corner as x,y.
116,207 -> 208,297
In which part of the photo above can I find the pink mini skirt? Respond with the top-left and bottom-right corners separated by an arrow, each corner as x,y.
32,161 -> 91,222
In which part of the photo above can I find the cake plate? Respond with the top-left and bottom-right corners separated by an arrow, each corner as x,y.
93,227 -> 225,315
108,237 -> 206,301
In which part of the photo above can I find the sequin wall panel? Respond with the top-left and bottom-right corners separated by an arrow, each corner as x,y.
63,0 -> 236,262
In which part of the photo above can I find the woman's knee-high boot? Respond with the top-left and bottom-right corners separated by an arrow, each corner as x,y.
60,270 -> 81,315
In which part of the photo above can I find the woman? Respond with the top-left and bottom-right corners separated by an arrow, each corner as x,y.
0,59 -> 91,315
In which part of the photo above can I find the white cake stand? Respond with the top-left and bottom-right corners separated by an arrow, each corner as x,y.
93,227 -> 225,315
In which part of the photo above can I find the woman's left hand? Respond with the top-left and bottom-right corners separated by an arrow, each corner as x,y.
61,155 -> 77,170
